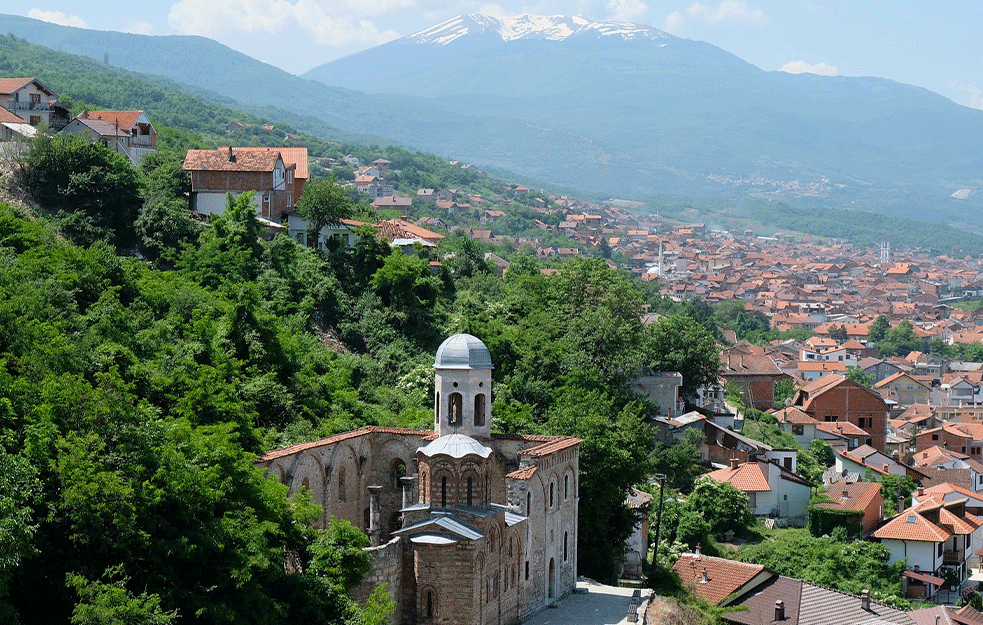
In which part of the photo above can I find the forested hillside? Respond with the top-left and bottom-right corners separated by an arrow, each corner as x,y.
0,114 -> 735,621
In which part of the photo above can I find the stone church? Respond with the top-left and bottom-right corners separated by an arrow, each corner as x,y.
258,334 -> 581,624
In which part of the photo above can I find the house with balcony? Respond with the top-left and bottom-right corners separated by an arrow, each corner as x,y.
873,496 -> 983,595
915,422 -> 983,465
69,110 -> 157,164
0,77 -> 70,130
874,372 -> 932,408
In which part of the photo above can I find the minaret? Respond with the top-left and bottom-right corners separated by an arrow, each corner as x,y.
433,333 -> 493,438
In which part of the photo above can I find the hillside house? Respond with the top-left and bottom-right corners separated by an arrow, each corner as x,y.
874,372 -> 932,408
76,110 -> 156,163
874,496 -> 983,594
0,77 -> 69,129
705,458 -> 813,521
719,347 -> 786,411
915,422 -> 983,464
793,374 -> 889,451
812,480 -> 884,537
183,146 -> 308,221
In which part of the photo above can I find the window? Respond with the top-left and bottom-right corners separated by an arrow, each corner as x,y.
441,476 -> 447,508
448,393 -> 463,426
932,434 -> 940,441
792,424 -> 804,435
824,416 -> 838,422
549,482 -> 554,508
30,93 -> 40,103
563,532 -> 568,561
392,460 -> 407,490
29,115 -> 40,126
525,561 -> 529,580
859,417 -> 873,429
467,477 -> 473,507
564,475 -> 569,500
474,393 -> 486,427
527,492 -> 531,515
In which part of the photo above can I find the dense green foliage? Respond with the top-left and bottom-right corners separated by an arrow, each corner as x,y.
740,529 -> 909,607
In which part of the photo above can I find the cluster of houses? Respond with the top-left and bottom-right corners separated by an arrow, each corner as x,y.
642,326 -> 983,608
0,77 -> 157,165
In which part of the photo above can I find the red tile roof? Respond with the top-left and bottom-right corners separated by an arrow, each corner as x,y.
81,110 -> 145,131
706,462 -> 771,492
671,553 -> 767,606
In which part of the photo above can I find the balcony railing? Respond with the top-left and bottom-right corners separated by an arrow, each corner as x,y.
6,101 -> 52,111
943,548 -> 964,565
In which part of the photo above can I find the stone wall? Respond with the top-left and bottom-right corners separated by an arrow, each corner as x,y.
354,537 -> 404,625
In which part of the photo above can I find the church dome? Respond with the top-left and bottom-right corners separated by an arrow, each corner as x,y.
433,334 -> 494,370
419,433 -> 492,459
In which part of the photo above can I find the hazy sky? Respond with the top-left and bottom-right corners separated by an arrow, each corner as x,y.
17,1 -> 983,110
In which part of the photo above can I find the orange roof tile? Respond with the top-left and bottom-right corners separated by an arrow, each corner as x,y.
706,462 -> 771,492
671,553 -> 767,606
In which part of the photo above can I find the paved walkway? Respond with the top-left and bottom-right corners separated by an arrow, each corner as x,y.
523,579 -> 651,625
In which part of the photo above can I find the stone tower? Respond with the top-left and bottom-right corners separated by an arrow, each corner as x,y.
433,333 -> 493,438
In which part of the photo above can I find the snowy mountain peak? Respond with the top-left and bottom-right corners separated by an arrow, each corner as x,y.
406,14 -> 668,45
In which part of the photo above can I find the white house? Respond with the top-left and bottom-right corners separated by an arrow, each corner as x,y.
873,496 -> 983,594
705,458 -> 813,521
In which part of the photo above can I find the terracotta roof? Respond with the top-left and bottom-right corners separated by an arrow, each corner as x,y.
873,505 -> 952,542
0,107 -> 26,124
671,553 -> 767,606
81,110 -> 145,131
816,421 -> 870,437
521,437 -> 582,457
626,488 -> 654,509
184,147 -> 284,173
258,426 -> 435,462
706,462 -> 771,492
0,77 -> 46,96
773,406 -> 819,425
813,480 -> 882,513
375,219 -> 445,242
506,466 -> 538,480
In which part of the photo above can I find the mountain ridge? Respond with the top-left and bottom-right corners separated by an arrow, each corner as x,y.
1,13 -> 982,232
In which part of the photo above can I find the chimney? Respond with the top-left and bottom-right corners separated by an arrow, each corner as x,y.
883,463 -> 889,472
695,543 -> 702,557
731,458 -> 740,469
914,564 -> 920,572
700,567 -> 710,583
774,600 -> 785,621
861,589 -> 870,611
227,146 -> 235,162
842,489 -> 849,498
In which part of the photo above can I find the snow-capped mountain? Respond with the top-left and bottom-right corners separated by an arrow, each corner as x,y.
405,14 -> 668,45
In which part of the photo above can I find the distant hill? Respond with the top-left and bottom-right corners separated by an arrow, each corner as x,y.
2,13 -> 983,235
305,14 -> 983,230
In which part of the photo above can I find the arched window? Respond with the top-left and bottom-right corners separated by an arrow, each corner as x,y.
550,482 -> 554,508
448,393 -> 463,426
441,476 -> 447,508
564,532 -> 568,561
527,491 -> 531,515
392,459 -> 407,490
467,477 -> 473,507
474,393 -> 486,427
301,476 -> 310,492
338,467 -> 346,502
435,392 -> 440,425
564,474 -> 569,500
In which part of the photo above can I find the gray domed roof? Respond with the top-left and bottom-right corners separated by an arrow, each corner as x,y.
419,434 -> 492,459
433,334 -> 493,370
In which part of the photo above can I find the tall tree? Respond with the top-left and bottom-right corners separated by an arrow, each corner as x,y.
643,315 -> 720,399
295,177 -> 354,240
